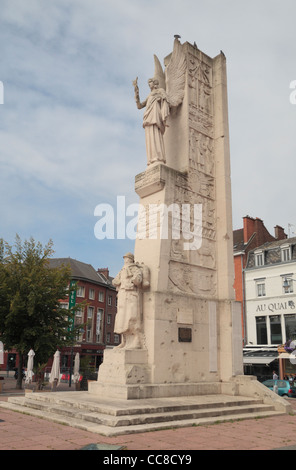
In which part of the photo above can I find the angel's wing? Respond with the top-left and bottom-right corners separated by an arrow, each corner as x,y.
153,54 -> 166,90
165,38 -> 186,107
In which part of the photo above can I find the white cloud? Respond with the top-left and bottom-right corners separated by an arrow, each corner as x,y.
1,0 -> 296,274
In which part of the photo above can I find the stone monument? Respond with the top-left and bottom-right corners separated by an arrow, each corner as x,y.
1,38 -> 290,434
90,38 -> 243,399
0,39 -> 291,433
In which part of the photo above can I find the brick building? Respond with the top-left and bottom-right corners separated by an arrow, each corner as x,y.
233,216 -> 287,344
48,258 -> 118,370
1,258 -> 118,373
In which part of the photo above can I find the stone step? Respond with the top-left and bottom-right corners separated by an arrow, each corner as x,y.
6,395 -> 276,426
6,395 -> 275,426
9,392 -> 265,416
0,399 -> 284,437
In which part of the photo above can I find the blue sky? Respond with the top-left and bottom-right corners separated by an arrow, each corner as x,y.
1,0 -> 296,276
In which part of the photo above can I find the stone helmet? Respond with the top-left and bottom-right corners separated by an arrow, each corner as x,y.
123,252 -> 134,262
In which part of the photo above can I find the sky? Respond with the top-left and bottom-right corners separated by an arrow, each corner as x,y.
0,0 -> 295,277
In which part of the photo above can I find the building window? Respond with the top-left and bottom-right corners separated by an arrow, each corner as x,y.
114,334 -> 120,344
270,315 -> 282,345
255,251 -> 264,267
77,286 -> 85,297
96,308 -> 103,343
108,296 -> 112,306
285,314 -> 296,341
74,315 -> 83,341
88,306 -> 94,319
256,316 -> 267,344
107,314 -> 112,325
281,246 -> 291,262
256,279 -> 266,297
97,307 -> 104,319
86,325 -> 92,342
89,288 -> 95,300
106,333 -> 111,343
75,306 -> 83,317
98,291 -> 104,302
283,276 -> 294,294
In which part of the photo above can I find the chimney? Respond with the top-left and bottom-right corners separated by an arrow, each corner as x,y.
274,225 -> 287,240
97,268 -> 109,279
243,216 -> 255,243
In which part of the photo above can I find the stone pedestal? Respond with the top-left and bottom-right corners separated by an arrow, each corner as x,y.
89,349 -> 151,399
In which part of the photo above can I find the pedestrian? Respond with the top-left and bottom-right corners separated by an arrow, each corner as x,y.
273,371 -> 278,380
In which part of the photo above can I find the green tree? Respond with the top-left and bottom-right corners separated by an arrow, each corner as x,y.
0,236 -> 78,389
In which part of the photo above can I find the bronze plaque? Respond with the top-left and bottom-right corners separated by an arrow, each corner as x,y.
178,327 -> 192,342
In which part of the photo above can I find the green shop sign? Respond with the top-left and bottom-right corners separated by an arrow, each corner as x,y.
68,280 -> 77,331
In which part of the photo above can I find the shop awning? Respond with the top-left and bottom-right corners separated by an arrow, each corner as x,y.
243,349 -> 278,365
243,356 -> 277,365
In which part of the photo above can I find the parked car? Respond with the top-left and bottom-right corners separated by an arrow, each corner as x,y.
262,379 -> 296,397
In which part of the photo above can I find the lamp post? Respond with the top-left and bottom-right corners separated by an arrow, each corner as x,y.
283,277 -> 295,294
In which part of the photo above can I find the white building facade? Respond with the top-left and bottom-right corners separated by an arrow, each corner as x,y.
244,237 -> 296,379
245,237 -> 296,347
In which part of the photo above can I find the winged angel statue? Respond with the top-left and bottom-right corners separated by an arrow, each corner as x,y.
133,38 -> 186,165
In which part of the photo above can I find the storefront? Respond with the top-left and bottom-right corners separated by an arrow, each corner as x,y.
243,348 -> 279,381
277,344 -> 296,379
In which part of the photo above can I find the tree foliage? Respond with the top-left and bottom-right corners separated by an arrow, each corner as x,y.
0,236 -> 78,388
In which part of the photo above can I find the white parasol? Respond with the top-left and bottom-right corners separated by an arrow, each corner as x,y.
0,341 -> 4,365
49,350 -> 60,386
25,349 -> 35,384
73,352 -> 80,384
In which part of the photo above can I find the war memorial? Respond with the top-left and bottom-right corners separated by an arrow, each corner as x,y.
0,38 -> 291,435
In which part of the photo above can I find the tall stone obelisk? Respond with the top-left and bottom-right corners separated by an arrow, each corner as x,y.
89,39 -> 243,399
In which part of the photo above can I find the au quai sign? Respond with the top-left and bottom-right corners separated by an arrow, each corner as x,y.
256,300 -> 296,313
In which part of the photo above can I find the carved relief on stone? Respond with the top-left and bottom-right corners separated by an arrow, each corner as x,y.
190,238 -> 216,270
189,129 -> 215,178
188,55 -> 200,107
199,82 -> 212,115
204,199 -> 215,231
189,108 -> 214,137
168,261 -> 217,298
204,135 -> 214,176
189,127 -> 198,167
188,52 -> 213,111
199,61 -> 212,88
188,170 -> 215,200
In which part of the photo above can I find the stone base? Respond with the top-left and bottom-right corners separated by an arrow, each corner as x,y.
88,380 -> 221,400
89,347 -> 223,399
92,348 -> 151,389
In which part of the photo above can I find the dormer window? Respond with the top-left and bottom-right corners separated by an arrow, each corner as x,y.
255,250 -> 264,267
281,245 -> 291,262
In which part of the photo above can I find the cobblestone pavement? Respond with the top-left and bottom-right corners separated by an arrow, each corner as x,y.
1,374 -> 296,451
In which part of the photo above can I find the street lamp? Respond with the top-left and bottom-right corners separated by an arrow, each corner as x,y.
283,277 -> 295,294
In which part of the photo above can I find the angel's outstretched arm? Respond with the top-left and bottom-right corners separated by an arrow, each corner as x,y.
133,77 -> 147,109
136,98 -> 147,110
